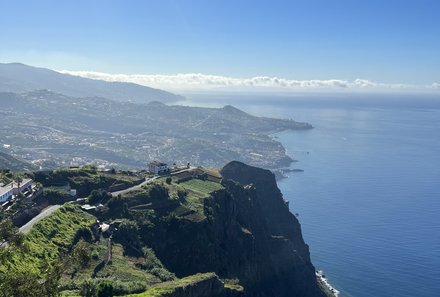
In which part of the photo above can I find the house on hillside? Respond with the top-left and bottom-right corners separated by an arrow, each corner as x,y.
0,185 -> 13,203
12,178 -> 33,195
0,178 -> 33,202
148,161 -> 169,175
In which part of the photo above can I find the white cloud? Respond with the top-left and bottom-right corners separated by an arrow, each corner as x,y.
58,70 -> 438,93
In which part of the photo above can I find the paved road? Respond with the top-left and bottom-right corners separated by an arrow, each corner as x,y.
19,204 -> 61,234
110,177 -> 156,197
110,167 -> 196,197
12,168 -> 198,236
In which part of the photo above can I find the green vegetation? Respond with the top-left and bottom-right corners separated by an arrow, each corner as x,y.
0,205 -> 95,296
0,169 -> 13,185
1,204 -> 95,270
59,240 -> 176,296
174,179 -> 224,219
178,179 -> 223,196
123,273 -> 236,297
0,167 -> 235,297
88,189 -> 113,205
32,167 -> 144,197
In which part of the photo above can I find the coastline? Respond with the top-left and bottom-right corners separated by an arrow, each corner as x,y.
273,129 -> 341,297
316,270 -> 340,297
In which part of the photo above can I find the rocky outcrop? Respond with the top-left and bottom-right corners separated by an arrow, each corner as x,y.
148,161 -> 327,297
219,161 -> 324,297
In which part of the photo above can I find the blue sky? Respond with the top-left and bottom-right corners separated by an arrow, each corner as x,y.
1,0 -> 439,90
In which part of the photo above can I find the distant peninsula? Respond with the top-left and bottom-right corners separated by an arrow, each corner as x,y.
0,90 -> 312,170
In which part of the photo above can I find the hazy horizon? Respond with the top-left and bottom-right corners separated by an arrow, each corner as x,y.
1,0 -> 440,91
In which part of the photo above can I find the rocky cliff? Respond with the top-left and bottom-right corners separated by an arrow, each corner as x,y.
148,161 -> 327,297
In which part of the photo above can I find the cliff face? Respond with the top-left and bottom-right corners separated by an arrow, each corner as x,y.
150,161 -> 326,297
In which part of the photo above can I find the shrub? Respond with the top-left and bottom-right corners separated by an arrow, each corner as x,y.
96,282 -> 113,297
148,184 -> 169,201
80,279 -> 96,297
91,249 -> 100,260
73,226 -> 94,244
88,189 -> 112,205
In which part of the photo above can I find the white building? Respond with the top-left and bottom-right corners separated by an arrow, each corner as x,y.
0,178 -> 33,202
148,161 -> 169,175
0,185 -> 13,202
12,178 -> 33,195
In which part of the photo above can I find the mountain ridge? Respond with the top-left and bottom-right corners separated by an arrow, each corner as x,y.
0,62 -> 183,104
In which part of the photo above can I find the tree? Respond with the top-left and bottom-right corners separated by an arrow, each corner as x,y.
0,219 -> 24,249
14,174 -> 23,192
73,241 -> 92,268
80,280 -> 96,297
115,220 -> 140,245
96,282 -> 113,297
148,184 -> 169,200
107,194 -> 125,212
88,189 -> 112,205
165,177 -> 172,185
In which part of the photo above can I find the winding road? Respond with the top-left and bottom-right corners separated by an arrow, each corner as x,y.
110,177 -> 155,197
16,168 -> 196,234
18,204 -> 61,234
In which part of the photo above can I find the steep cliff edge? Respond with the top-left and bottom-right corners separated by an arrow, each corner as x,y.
148,161 -> 327,297
0,163 -> 329,296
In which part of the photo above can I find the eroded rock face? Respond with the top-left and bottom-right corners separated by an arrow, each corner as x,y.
219,161 -> 324,297
151,161 -> 326,297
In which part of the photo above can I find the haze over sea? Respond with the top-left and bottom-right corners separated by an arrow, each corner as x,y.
184,93 -> 440,297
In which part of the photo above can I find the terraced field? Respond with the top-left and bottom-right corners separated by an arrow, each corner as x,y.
178,179 -> 224,197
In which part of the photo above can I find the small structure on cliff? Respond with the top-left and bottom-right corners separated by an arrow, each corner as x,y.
148,161 -> 169,175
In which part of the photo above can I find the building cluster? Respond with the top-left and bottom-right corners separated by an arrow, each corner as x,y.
0,178 -> 33,203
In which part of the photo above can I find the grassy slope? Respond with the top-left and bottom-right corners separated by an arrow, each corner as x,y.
178,179 -> 224,220
179,179 -> 224,196
60,242 -> 163,296
2,170 -> 233,296
0,204 -> 95,273
65,273 -> 235,297
123,273 -> 226,297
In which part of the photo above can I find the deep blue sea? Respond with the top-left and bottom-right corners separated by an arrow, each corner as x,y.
184,93 -> 440,297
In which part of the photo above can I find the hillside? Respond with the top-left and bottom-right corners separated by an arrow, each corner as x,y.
0,162 -> 329,297
0,90 -> 311,169
0,151 -> 37,171
0,63 -> 183,104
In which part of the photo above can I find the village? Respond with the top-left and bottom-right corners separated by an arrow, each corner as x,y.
0,160 -> 215,233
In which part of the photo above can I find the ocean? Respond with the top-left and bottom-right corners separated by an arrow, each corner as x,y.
184,93 -> 440,297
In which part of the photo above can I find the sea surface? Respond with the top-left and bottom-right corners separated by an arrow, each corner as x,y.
184,93 -> 440,297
